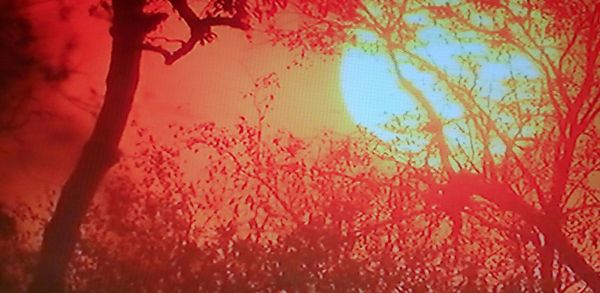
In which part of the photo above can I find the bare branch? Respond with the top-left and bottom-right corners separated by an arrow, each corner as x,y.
577,90 -> 600,134
144,0 -> 251,64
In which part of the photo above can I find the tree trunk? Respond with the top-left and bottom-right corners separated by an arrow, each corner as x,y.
29,1 -> 148,292
497,190 -> 600,292
449,174 -> 600,292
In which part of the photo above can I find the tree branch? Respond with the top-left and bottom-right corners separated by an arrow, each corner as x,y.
144,0 -> 251,64
446,173 -> 600,291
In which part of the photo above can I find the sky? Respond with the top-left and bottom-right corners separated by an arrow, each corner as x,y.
1,0 -> 593,207
341,25 -> 540,155
1,2 -> 598,291
0,0 -> 356,207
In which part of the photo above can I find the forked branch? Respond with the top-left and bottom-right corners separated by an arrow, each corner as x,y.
144,0 -> 251,65
443,172 -> 600,292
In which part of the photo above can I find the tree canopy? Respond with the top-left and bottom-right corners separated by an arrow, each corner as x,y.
1,0 -> 598,292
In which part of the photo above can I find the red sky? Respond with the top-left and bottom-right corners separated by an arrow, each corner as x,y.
1,0 -> 356,207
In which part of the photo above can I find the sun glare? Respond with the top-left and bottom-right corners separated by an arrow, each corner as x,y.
340,25 -> 539,159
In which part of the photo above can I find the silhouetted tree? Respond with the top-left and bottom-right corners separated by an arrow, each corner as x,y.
23,0 -> 599,292
29,1 -> 285,292
18,85 -> 544,291
0,74 -> 577,291
274,0 -> 600,291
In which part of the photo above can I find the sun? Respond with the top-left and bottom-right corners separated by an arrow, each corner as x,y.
340,47 -> 416,141
340,28 -> 539,155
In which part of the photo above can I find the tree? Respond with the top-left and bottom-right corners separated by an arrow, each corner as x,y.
11,83 -> 546,291
29,0 -> 284,292
0,70 -> 577,291
275,0 -> 600,291
23,0 -> 599,291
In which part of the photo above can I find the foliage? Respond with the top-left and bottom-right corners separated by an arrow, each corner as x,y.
0,126 -> 542,292
28,1 -> 289,292
6,0 -> 598,292
3,78 -> 589,291
268,0 -> 600,290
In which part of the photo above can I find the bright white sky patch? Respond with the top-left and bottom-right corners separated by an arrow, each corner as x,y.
341,48 -> 416,141
341,25 -> 539,145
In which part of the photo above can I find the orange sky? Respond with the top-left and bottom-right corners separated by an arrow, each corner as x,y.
1,0 -> 356,207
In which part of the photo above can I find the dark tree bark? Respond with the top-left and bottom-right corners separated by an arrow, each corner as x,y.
444,174 -> 600,292
27,0 -> 268,290
28,1 -> 158,292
